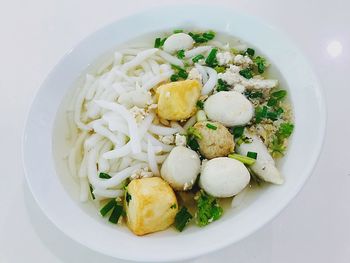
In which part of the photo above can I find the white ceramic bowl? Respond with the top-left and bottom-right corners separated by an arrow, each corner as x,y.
23,6 -> 326,262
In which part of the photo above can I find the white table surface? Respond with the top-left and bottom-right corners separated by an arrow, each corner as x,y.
1,0 -> 349,262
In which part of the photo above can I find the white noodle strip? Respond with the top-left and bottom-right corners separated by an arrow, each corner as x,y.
113,52 -> 123,66
121,48 -> 158,72
118,157 -> 132,171
170,121 -> 186,134
74,74 -> 94,131
90,119 -> 119,144
78,152 -> 88,178
66,111 -> 78,141
97,163 -> 148,188
84,134 -> 103,151
131,152 -> 168,163
93,189 -> 124,198
149,124 -> 178,135
95,100 -> 141,153
141,141 -> 162,153
138,113 -> 155,138
142,71 -> 173,91
157,50 -> 184,67
120,48 -> 146,55
183,115 -> 197,130
85,78 -> 98,101
185,46 -> 212,58
103,143 -> 131,159
146,133 -> 174,152
140,61 -> 152,74
149,59 -> 160,75
79,177 -> 90,202
202,66 -> 218,95
98,141 -> 112,172
114,70 -> 137,84
147,139 -> 160,176
195,64 -> 209,83
208,40 -> 230,50
68,131 -> 88,177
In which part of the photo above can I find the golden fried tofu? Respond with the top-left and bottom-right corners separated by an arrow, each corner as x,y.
156,80 -> 201,120
125,177 -> 178,236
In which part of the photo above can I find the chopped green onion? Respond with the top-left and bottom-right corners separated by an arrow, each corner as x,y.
173,29 -> 184,33
206,123 -> 217,130
205,48 -> 218,67
231,126 -> 245,138
239,68 -> 253,79
99,172 -> 111,179
178,69 -> 188,79
174,207 -> 193,232
216,79 -> 229,92
89,184 -> 95,200
245,90 -> 263,99
202,31 -> 215,40
196,100 -> 204,109
247,151 -> 258,159
267,98 -> 278,106
154,38 -> 161,48
236,136 -> 252,146
187,137 -> 199,151
170,203 -> 177,209
228,153 -> 256,165
100,199 -> 116,217
177,49 -> 185,59
266,111 -> 279,120
109,204 -> 123,224
214,66 -> 226,73
170,74 -> 179,82
277,122 -> 294,138
187,127 -> 202,139
125,191 -> 132,205
192,54 -> 205,63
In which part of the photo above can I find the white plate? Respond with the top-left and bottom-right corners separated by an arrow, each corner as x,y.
23,6 -> 326,262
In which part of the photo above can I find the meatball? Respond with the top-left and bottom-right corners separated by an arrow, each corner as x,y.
193,121 -> 234,159
125,177 -> 178,236
199,157 -> 250,198
204,91 -> 254,127
161,146 -> 201,190
163,33 -> 194,54
236,134 -> 283,184
156,80 -> 201,121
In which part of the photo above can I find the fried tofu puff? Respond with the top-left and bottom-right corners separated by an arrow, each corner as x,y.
156,80 -> 201,120
125,177 -> 178,236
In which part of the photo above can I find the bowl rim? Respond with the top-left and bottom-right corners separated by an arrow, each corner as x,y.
22,5 -> 326,262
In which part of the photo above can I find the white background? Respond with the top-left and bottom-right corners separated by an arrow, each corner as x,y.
1,0 -> 349,262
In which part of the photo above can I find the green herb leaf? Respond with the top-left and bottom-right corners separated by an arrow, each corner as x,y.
239,68 -> 253,79
196,100 -> 204,109
175,207 -> 193,232
267,98 -> 278,106
99,172 -> 111,179
189,31 -> 216,43
177,49 -> 185,59
277,122 -> 294,138
170,203 -> 177,209
245,90 -> 263,99
205,48 -> 218,67
245,48 -> 255,57
206,123 -> 217,130
255,106 -> 268,123
216,79 -> 230,92
195,190 -> 223,227
170,74 -> 179,82
192,54 -> 205,63
109,204 -> 123,224
247,151 -> 258,159
228,153 -> 256,165
100,199 -> 116,217
202,31 -> 216,40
